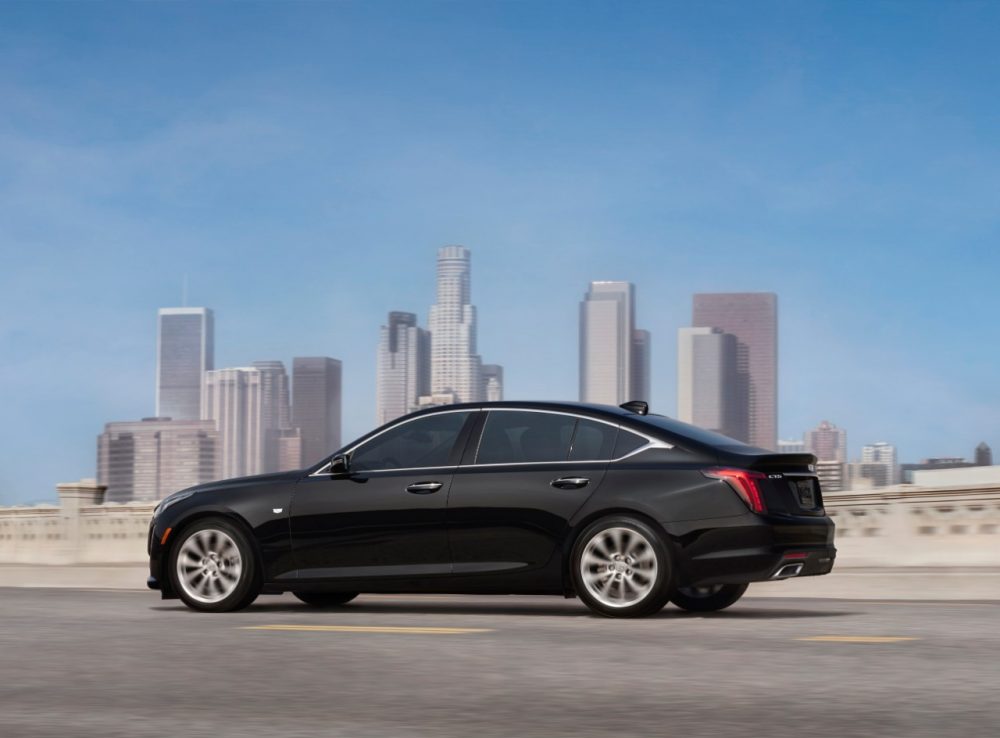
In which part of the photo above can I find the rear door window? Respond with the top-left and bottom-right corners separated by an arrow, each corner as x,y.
476,411 -> 575,464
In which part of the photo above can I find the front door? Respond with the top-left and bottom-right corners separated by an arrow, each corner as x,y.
288,410 -> 477,582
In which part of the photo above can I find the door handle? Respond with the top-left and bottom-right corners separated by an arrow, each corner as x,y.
550,476 -> 590,489
406,481 -> 444,494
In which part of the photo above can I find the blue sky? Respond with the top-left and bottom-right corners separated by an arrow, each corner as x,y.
1,1 -> 998,504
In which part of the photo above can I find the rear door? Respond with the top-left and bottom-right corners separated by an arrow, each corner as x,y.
446,409 -> 615,580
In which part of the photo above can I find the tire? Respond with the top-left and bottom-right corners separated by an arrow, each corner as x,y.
293,591 -> 359,607
571,516 -> 673,618
671,583 -> 748,612
168,517 -> 260,613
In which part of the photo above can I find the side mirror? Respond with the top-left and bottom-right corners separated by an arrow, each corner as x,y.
329,454 -> 350,476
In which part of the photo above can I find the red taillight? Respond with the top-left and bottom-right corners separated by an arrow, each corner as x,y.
702,468 -> 768,513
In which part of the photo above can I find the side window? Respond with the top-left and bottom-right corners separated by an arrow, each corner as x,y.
568,419 -> 617,461
612,429 -> 648,459
476,411 -> 575,464
350,412 -> 471,472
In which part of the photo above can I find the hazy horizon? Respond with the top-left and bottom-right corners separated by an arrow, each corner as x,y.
2,1 -> 999,504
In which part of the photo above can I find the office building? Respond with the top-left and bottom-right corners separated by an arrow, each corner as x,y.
252,360 -> 294,472
805,420 -> 848,463
428,246 -> 484,403
860,441 -> 898,486
376,311 -> 431,424
677,327 -> 746,441
692,293 -> 777,450
155,307 -> 214,420
778,438 -> 807,454
815,460 -> 846,493
482,364 -> 504,402
97,418 -> 218,502
292,357 -> 342,466
202,367 -> 265,479
580,282 -> 650,405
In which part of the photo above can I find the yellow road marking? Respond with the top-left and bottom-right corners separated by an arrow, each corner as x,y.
241,624 -> 493,635
797,635 -> 920,643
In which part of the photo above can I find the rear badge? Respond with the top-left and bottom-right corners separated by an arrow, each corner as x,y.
272,508 -> 283,514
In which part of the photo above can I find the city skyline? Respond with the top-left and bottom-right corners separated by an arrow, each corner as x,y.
4,3 -> 1000,504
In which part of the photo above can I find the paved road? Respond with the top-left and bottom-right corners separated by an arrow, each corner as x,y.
1,588 -> 997,738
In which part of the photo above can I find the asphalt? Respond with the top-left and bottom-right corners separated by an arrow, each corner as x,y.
1,588 -> 997,738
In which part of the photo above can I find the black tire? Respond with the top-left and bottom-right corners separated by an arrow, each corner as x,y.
571,516 -> 674,618
293,591 -> 359,607
671,583 -> 748,612
168,517 -> 260,613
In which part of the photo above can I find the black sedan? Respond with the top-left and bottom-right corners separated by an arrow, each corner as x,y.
147,401 -> 835,618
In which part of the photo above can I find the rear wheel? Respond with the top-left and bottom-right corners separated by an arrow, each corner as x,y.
293,591 -> 359,607
169,518 -> 259,613
571,516 -> 673,618
671,583 -> 748,612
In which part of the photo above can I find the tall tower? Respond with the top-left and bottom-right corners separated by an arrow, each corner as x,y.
428,246 -> 483,403
252,360 -> 293,472
692,293 -> 777,450
579,282 -> 649,405
292,357 -> 343,466
677,327 -> 746,441
156,307 -> 214,420
376,311 -> 431,424
202,367 -> 264,479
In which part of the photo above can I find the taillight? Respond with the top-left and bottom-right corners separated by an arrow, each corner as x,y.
702,467 -> 768,513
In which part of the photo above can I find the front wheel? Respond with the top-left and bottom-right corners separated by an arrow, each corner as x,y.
671,583 -> 748,612
571,516 -> 673,618
169,518 -> 260,613
293,591 -> 359,607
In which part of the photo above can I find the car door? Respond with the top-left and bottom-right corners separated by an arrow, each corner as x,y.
446,409 -> 615,583
288,410 -> 477,582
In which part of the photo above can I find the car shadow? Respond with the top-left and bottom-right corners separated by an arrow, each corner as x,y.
152,595 -> 858,619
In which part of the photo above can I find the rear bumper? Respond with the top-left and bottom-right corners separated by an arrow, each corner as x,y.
664,512 -> 836,587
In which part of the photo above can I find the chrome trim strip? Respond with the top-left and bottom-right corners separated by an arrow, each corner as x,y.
308,406 -> 675,476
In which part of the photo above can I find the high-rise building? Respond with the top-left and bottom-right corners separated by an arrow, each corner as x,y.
97,418 -> 218,502
677,327 -> 746,441
292,357 -> 342,466
428,246 -> 483,403
975,442 -> 993,466
631,330 -> 651,404
805,420 -> 848,463
859,441 -> 898,486
815,460 -> 846,493
777,438 -> 807,454
376,311 -> 431,424
579,282 -> 650,405
252,360 -> 294,472
156,307 -> 214,420
692,293 -> 777,450
202,367 -> 265,479
482,364 -> 504,402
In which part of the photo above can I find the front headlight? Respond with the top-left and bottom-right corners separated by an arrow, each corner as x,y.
153,490 -> 196,518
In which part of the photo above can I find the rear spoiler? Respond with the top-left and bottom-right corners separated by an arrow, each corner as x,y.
745,453 -> 817,471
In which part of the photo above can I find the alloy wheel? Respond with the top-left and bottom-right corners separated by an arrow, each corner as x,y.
175,528 -> 244,604
579,526 -> 658,608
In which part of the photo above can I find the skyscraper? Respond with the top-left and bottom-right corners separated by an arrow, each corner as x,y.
579,282 -> 650,405
292,357 -> 342,466
857,441 -> 898,486
677,327 -> 746,441
692,293 -> 777,450
156,307 -> 214,420
202,367 -> 265,479
98,417 -> 218,502
805,420 -> 847,463
482,364 -> 504,402
376,311 -> 431,424
428,246 -> 483,403
252,360 -> 294,472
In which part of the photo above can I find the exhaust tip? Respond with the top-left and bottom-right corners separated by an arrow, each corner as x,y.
771,563 -> 804,580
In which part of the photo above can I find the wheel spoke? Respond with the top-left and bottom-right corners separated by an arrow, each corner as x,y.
580,526 -> 658,609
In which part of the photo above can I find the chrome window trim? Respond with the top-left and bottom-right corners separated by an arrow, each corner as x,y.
308,406 -> 676,477
308,408 -> 478,477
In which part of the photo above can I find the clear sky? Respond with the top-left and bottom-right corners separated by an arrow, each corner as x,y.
1,1 -> 998,504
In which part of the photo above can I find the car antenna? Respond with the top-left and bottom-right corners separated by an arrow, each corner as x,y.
619,400 -> 648,415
